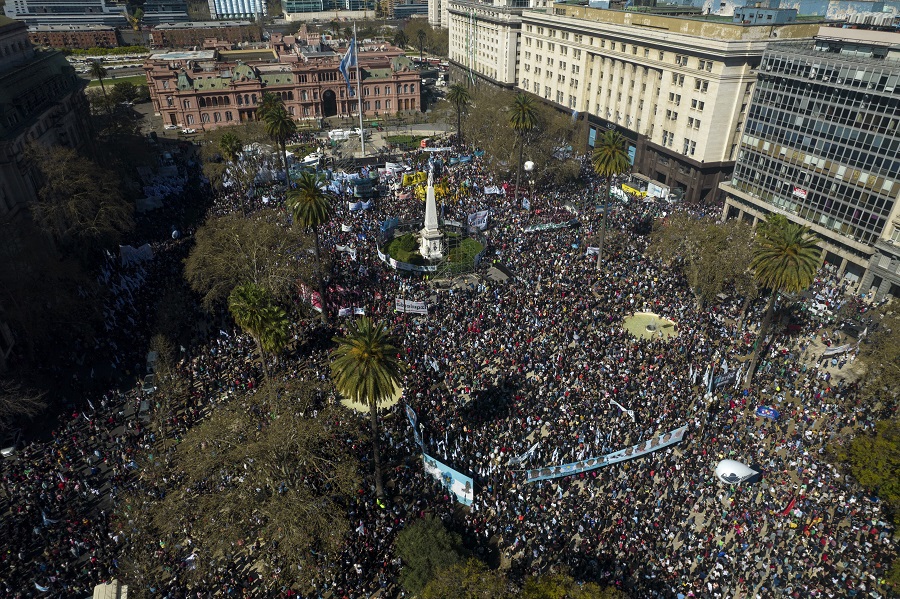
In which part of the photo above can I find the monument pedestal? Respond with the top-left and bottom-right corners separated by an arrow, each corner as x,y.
419,227 -> 444,260
419,166 -> 444,260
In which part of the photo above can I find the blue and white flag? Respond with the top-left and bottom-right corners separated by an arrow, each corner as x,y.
339,38 -> 357,96
756,406 -> 780,420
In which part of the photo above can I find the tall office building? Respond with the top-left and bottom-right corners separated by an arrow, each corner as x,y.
721,27 -> 900,299
452,4 -> 825,203
4,0 -> 187,26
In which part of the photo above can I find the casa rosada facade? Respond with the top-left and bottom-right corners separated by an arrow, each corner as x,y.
144,43 -> 422,129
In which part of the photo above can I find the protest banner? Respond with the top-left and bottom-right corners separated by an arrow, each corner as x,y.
523,424 -> 688,483
468,210 -> 489,231
423,454 -> 473,505
395,298 -> 428,315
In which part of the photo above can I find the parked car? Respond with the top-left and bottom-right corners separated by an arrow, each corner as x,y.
1,428 -> 23,458
181,128 -> 197,134
164,124 -> 178,130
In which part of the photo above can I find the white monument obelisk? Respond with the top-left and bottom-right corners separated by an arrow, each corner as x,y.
419,165 -> 444,260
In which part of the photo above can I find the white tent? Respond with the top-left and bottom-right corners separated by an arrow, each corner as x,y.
715,459 -> 758,485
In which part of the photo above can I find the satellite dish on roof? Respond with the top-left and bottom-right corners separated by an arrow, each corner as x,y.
715,459 -> 758,485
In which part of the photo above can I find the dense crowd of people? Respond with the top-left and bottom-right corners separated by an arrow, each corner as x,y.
0,135 -> 895,599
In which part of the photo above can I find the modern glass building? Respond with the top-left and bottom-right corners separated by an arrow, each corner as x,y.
721,27 -> 900,300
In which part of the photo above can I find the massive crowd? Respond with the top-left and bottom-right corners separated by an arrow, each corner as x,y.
0,135 -> 895,598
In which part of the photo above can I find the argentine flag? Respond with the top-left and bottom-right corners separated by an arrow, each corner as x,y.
339,38 -> 357,97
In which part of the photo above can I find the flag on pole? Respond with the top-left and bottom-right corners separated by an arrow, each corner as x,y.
339,38 -> 357,96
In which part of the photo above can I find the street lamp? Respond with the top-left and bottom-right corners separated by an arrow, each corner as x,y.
523,160 -> 534,210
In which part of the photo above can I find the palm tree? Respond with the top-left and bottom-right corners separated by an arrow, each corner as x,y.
90,60 -> 110,113
590,130 -> 631,270
393,29 -> 408,49
228,282 -> 290,385
219,132 -> 243,163
508,93 -> 538,202
330,317 -> 406,499
287,172 -> 334,322
743,215 -> 820,387
446,83 -> 471,143
262,104 -> 297,187
256,91 -> 283,122
417,29 -> 427,62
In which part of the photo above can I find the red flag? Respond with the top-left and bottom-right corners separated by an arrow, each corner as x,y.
780,497 -> 796,517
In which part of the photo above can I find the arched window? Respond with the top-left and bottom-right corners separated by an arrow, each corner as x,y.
224,96 -> 230,105
198,97 -> 205,107
187,114 -> 195,124
237,95 -> 243,105
386,99 -> 391,110
288,91 -> 294,100
396,84 -> 401,94
251,94 -> 257,104
214,112 -> 221,122
375,100 -> 381,110
244,94 -> 249,104
225,111 -> 233,121
288,106 -> 294,115
385,85 -> 390,95
403,84 -> 409,94
201,113 -> 210,123
301,90 -> 307,101
410,84 -> 415,93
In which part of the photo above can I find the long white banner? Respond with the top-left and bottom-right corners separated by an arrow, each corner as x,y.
395,298 -> 428,315
523,424 -> 688,483
468,210 -> 489,230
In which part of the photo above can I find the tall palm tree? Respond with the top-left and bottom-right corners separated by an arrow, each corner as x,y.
446,83 -> 471,143
256,91 -> 283,122
743,215 -> 820,387
228,282 -> 290,385
508,93 -> 538,202
590,130 -> 631,270
287,172 -> 334,322
219,132 -> 243,163
90,60 -> 110,113
262,104 -> 297,187
417,29 -> 427,62
393,29 -> 408,49
330,317 -> 406,499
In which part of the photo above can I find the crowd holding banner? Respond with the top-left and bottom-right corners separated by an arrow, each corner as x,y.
523,425 -> 689,483
394,298 -> 428,314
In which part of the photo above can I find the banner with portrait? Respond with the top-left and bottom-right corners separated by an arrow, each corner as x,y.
468,210 -> 489,231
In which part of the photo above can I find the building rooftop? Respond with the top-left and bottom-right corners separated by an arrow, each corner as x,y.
219,48 -> 277,61
28,24 -> 116,31
154,20 -> 255,29
546,4 -> 833,39
149,50 -> 217,60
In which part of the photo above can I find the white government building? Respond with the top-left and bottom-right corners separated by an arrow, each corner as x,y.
447,1 -> 827,204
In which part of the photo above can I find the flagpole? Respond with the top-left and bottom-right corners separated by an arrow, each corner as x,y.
354,23 -> 365,156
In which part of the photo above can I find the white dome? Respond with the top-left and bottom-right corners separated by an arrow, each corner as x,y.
715,459 -> 757,484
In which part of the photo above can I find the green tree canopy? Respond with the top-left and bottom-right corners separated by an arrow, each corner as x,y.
116,378 -> 358,591
330,317 -> 405,498
395,514 -> 464,595
845,419 -> 900,525
27,144 -> 133,256
422,558 -> 511,599
857,310 -> 900,404
184,209 -> 317,309
523,573 -> 630,599
647,214 -> 754,309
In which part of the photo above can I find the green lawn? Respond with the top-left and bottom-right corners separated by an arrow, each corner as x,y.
82,75 -> 147,88
386,134 -> 425,149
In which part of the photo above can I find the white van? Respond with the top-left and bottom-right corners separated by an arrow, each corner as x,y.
329,129 -> 352,141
